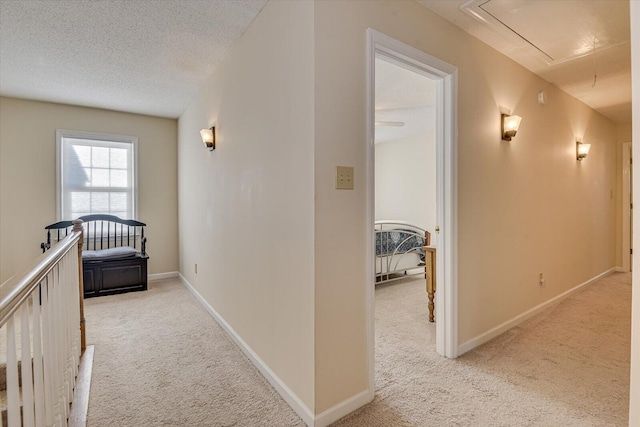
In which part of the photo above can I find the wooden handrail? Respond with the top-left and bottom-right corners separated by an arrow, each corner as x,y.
0,222 -> 82,327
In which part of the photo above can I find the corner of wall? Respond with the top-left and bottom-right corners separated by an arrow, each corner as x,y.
178,274 -> 315,425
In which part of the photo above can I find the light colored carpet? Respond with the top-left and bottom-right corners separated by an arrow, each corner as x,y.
83,273 -> 631,426
84,279 -> 304,427
333,273 -> 631,426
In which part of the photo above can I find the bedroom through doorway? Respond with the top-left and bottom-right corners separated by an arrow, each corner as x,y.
373,55 -> 438,357
366,31 -> 459,396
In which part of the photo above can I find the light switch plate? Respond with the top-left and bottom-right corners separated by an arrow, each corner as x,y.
336,166 -> 354,190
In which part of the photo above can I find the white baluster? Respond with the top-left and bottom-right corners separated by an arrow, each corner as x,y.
6,316 -> 20,427
49,270 -> 58,427
68,253 -> 75,388
61,254 -> 70,426
61,254 -> 71,411
65,253 -> 76,406
33,283 -> 45,427
41,278 -> 54,427
59,256 -> 69,424
63,249 -> 75,426
51,266 -> 62,427
70,249 -> 80,364
21,302 -> 35,427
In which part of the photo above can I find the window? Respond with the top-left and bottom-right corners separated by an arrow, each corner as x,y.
57,130 -> 138,220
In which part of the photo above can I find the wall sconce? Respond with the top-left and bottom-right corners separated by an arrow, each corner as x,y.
200,127 -> 215,151
576,139 -> 591,161
501,114 -> 522,141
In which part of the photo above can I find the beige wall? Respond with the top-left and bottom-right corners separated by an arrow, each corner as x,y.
629,2 -> 639,425
375,132 -> 436,232
0,97 -> 178,282
618,124 -> 633,142
177,0 -> 315,414
313,0 -> 618,413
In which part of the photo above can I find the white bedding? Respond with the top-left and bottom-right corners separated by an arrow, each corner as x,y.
375,252 -> 422,275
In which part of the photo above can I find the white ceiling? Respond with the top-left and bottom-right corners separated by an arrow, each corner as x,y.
418,0 -> 631,125
0,1 -> 630,124
0,0 -> 267,118
375,58 -> 437,144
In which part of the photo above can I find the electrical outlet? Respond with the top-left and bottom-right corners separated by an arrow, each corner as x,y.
336,166 -> 354,190
195,263 -> 198,274
539,272 -> 546,287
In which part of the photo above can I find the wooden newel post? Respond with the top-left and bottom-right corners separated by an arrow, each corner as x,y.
73,219 -> 86,352
423,231 -> 436,323
424,247 -> 436,322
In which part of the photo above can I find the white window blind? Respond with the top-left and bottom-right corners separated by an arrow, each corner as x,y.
57,130 -> 138,220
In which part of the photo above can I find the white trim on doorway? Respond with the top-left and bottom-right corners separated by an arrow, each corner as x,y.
623,142 -> 632,272
365,29 -> 459,395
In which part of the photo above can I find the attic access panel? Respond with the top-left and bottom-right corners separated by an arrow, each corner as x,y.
460,0 -> 629,65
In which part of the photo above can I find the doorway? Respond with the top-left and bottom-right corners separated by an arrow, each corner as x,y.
374,56 -> 437,282
623,142 -> 633,271
366,29 -> 459,392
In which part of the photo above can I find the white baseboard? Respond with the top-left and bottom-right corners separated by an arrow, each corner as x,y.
178,273 -> 315,426
458,268 -> 617,355
148,271 -> 178,281
615,266 -> 629,273
314,389 -> 372,427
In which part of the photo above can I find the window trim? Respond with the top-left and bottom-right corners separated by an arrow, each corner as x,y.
56,129 -> 139,221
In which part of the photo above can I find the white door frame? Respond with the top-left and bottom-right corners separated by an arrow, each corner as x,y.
365,28 -> 459,394
623,142 -> 632,272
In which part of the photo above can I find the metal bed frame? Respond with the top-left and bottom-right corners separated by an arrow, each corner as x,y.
374,220 -> 430,285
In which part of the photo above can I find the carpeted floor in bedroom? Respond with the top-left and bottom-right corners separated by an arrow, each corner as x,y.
84,272 -> 631,426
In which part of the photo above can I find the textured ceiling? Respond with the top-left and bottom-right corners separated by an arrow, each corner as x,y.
0,0 -> 267,118
375,58 -> 436,144
1,1 -> 629,124
418,0 -> 631,125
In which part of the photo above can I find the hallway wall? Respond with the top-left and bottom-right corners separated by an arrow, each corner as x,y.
177,0 -> 315,415
313,0 -> 618,413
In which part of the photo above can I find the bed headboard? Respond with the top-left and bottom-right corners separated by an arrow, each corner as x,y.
375,220 -> 431,245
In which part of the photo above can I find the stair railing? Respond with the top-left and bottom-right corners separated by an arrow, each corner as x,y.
0,219 -> 85,427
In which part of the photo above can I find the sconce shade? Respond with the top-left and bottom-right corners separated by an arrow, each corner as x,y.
577,141 -> 591,161
501,114 -> 522,141
200,127 -> 215,151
